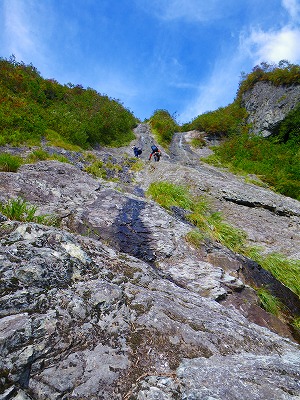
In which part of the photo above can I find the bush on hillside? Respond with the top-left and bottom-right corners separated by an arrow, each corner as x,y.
149,109 -> 180,147
183,102 -> 248,137
0,56 -> 137,148
237,60 -> 300,98
203,133 -> 300,200
274,103 -> 300,145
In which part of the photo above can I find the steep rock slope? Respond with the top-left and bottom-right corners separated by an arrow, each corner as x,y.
241,81 -> 300,136
0,125 -> 300,399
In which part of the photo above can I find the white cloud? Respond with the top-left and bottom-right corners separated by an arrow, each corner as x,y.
238,0 -> 300,65
136,0 -> 238,22
179,57 -> 241,123
282,0 -> 300,21
2,0 -> 52,70
240,27 -> 300,64
3,0 -> 36,59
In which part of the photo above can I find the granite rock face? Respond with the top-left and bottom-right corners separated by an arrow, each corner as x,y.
0,221 -> 300,399
241,81 -> 300,137
0,125 -> 300,399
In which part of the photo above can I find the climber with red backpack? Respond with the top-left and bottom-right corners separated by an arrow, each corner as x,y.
149,145 -> 161,162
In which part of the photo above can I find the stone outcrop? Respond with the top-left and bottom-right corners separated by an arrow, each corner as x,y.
0,124 -> 300,399
1,221 -> 300,399
241,81 -> 300,136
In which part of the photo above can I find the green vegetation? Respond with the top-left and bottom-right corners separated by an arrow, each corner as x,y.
147,181 -> 193,210
147,181 -> 247,253
0,149 -> 69,172
25,148 -> 70,164
0,56 -> 137,149
149,109 -> 180,147
129,158 -> 144,172
181,61 -> 300,201
275,103 -> 300,145
85,160 -> 107,179
147,181 -> 300,298
183,102 -> 248,136
84,154 -> 141,182
44,129 -> 83,151
256,287 -> 284,316
203,133 -> 300,200
189,132 -> 206,148
254,252 -> 300,298
0,153 -> 23,172
0,197 -> 58,226
237,60 -> 300,98
292,316 -> 300,329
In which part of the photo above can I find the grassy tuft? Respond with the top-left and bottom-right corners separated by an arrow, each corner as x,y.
256,287 -> 284,316
0,153 -> 23,172
292,316 -> 300,329
84,160 -> 107,179
253,253 -> 300,298
130,159 -> 144,172
26,148 -> 70,164
0,197 -> 59,226
147,181 -> 300,298
147,181 -> 246,252
185,229 -> 206,247
147,181 -> 193,210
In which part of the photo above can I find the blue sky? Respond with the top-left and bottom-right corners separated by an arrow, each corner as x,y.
1,0 -> 300,123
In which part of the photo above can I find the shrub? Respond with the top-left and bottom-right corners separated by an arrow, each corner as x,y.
184,102 -> 248,137
237,61 -> 300,99
190,133 -> 206,148
274,103 -> 300,145
0,57 -> 137,149
0,153 -> 23,172
202,133 -> 300,200
45,129 -> 83,151
149,109 -> 179,147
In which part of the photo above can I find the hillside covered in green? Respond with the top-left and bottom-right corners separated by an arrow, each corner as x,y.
0,56 -> 137,149
0,57 -> 299,200
181,61 -> 300,201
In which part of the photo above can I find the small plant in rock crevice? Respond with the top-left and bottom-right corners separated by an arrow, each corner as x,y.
256,287 -> 284,316
0,197 -> 59,226
292,316 -> 300,330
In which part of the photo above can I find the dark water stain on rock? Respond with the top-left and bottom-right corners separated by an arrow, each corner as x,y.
113,198 -> 156,263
